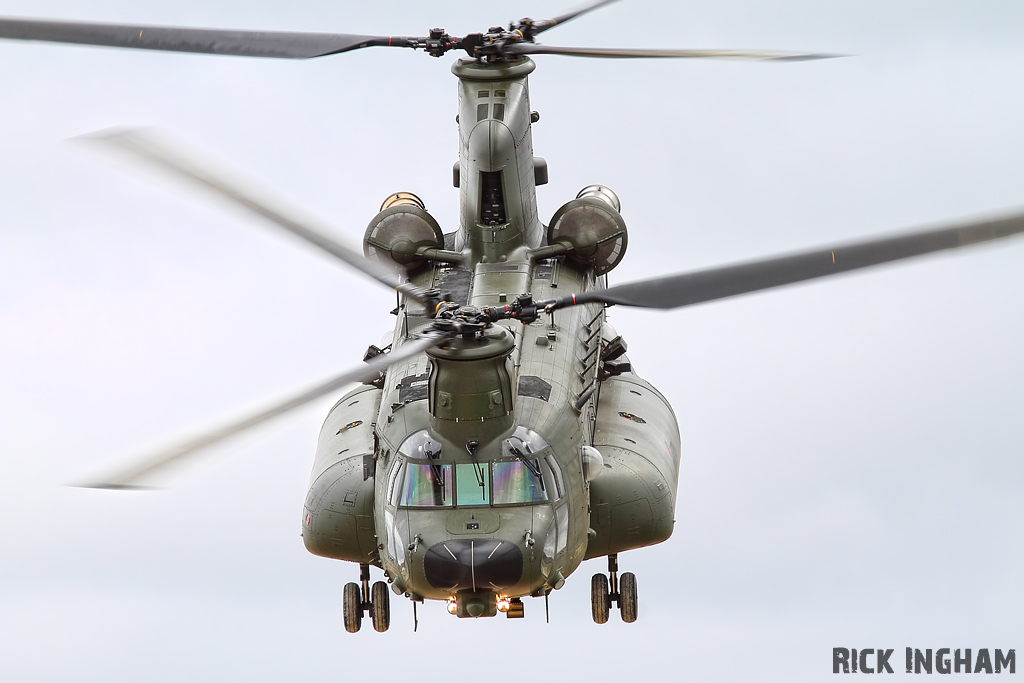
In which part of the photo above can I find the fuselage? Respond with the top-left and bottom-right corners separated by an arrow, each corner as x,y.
301,57 -> 681,614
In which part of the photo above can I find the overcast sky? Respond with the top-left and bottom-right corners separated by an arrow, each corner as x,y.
2,1 -> 1023,681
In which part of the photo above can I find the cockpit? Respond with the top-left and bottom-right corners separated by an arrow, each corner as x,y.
387,427 -> 564,509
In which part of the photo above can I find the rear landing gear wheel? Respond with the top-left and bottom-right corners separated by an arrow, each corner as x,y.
343,582 -> 362,633
371,581 -> 390,632
619,571 -> 638,623
591,573 -> 610,624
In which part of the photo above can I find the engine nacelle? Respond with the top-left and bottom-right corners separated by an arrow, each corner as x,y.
547,185 -> 628,275
363,192 -> 444,271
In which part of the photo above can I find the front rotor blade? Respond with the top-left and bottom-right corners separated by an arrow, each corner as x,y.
76,332 -> 448,489
551,210 -> 1024,311
528,0 -> 621,35
0,17 -> 417,58
80,128 -> 433,306
506,43 -> 841,61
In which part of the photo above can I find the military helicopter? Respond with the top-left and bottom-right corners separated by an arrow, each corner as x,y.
3,0 -> 1023,635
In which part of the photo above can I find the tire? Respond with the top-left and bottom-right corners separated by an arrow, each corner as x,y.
343,582 -> 362,633
591,573 -> 610,624
619,572 -> 638,623
371,581 -> 390,633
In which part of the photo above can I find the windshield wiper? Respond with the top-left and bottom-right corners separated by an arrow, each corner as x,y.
508,445 -> 544,483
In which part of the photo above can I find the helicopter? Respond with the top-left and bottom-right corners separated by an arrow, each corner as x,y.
3,0 -> 1023,636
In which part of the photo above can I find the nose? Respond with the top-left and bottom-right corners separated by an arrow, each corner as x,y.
423,539 -> 523,592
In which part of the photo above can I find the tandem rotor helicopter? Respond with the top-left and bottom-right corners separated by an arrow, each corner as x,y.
4,0 -> 1024,633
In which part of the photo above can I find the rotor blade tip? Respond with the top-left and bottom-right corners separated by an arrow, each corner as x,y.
69,481 -> 160,491
776,53 -> 850,62
67,125 -> 154,151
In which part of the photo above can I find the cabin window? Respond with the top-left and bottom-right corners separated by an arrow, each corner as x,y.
477,90 -> 489,98
493,103 -> 505,122
494,89 -> 506,97
400,463 -> 452,507
476,103 -> 489,122
455,462 -> 490,506
492,460 -> 548,504
479,171 -> 506,225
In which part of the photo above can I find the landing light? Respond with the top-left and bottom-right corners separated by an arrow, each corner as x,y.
446,598 -> 458,615
496,597 -> 511,613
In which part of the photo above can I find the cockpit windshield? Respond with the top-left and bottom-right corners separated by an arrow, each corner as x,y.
391,427 -> 556,508
400,463 -> 452,507
493,460 -> 548,504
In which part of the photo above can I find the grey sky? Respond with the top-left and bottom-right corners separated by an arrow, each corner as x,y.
1,1 -> 1022,680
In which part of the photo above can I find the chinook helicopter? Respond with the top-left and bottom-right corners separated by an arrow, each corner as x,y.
4,0 -> 1024,634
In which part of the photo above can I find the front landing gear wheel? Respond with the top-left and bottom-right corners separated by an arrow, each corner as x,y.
591,573 -> 610,624
343,582 -> 362,633
371,581 -> 390,632
619,571 -> 638,623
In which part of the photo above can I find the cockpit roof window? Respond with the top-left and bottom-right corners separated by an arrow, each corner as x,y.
398,431 -> 442,459
507,426 -> 549,455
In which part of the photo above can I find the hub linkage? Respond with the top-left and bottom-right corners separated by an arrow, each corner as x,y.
428,293 -> 579,338
404,16 -> 551,61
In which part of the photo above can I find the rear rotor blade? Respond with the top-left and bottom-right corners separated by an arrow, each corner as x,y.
80,128 -> 434,306
549,209 -> 1024,311
76,332 -> 449,489
0,17 -> 417,59
527,0 -> 621,35
506,43 -> 841,61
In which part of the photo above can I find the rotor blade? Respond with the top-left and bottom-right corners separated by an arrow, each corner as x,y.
76,332 -> 448,489
528,0 -> 621,35
548,210 -> 1024,311
0,17 -> 418,59
79,128 -> 434,306
505,43 -> 841,61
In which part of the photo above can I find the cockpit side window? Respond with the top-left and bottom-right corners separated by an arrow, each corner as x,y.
387,458 -> 405,507
544,454 -> 564,498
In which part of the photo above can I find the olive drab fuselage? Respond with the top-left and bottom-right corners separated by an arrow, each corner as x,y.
301,57 -> 681,613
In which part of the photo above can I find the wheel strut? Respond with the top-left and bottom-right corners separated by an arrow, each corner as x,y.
360,563 -> 371,612
608,553 -> 620,606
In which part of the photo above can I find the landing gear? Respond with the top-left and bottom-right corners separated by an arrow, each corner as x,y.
619,571 -> 638,623
590,554 -> 638,624
371,581 -> 390,632
343,563 -> 391,633
591,573 -> 610,624
343,582 -> 362,633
